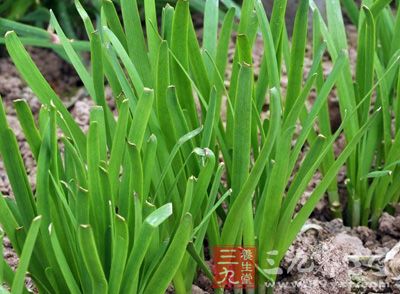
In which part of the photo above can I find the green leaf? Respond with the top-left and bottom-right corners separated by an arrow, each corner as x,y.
108,215 -> 129,294
361,170 -> 392,179
78,225 -> 107,294
13,99 -> 41,160
128,88 -> 154,150
48,224 -> 81,294
12,216 -> 42,294
143,213 -> 193,294
120,0 -> 151,86
121,203 -> 173,293
4,31 -> 86,157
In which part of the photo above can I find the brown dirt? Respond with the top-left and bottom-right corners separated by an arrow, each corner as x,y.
191,214 -> 400,293
273,211 -> 400,294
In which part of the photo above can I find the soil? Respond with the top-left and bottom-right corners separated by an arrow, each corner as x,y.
274,214 -> 400,294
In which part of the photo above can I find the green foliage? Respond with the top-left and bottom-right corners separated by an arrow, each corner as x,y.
0,85 -> 220,293
0,13 -> 220,291
1,0 -> 400,293
311,0 -> 400,228
0,0 -> 239,41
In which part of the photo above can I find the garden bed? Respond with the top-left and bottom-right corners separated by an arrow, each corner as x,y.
1,24 -> 399,291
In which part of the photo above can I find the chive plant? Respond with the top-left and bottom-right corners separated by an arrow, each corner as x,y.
309,0 -> 400,228
1,0 -> 398,293
0,6 -> 224,292
0,84 -> 222,293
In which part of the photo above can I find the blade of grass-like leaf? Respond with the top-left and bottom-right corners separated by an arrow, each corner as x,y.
311,15 -> 341,217
362,170 -> 393,179
194,164 -> 225,251
270,0 -> 288,46
284,0 -> 309,114
102,57 -> 122,101
143,134 -> 158,197
324,0 -> 359,144
108,99 -> 129,199
192,187 -> 231,237
0,128 -> 36,229
165,86 -> 198,174
11,216 -> 42,294
190,148 -> 216,219
214,8 -> 235,83
397,66 -> 400,131
90,31 -> 115,146
121,203 -> 173,293
14,99 -> 41,160
102,27 -> 145,96
76,187 -> 90,227
232,63 -> 253,197
35,109 -> 53,228
144,0 -> 160,74
355,6 -> 375,124
117,161 -> 132,219
161,4 -> 174,44
155,40 -> 175,148
102,0 -> 128,50
201,87 -> 218,148
171,0 -> 199,128
120,0 -> 152,86
49,11 -> 95,99
5,31 -> 86,157
374,58 -> 393,157
0,18 -> 50,39
87,120 -> 106,266
283,73 -> 317,129
221,88 -> 281,245
127,142 -> 144,202
108,215 -> 128,294
104,46 -> 138,109
180,177 -> 195,226
186,241 -> 214,281
255,0 -> 280,89
48,224 -> 81,294
188,22 -> 211,101
231,62 -> 255,247
49,175 -> 78,229
257,127 -> 294,271
238,0 -> 255,34
74,0 -> 95,35
143,213 -> 193,294
0,37 -> 89,54
390,8 -> 400,56
90,107 -> 107,162
78,225 -> 107,294
203,0 -> 219,74
62,138 -> 87,189
0,196 -> 19,249
128,88 -> 154,150
371,129 -> 400,225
